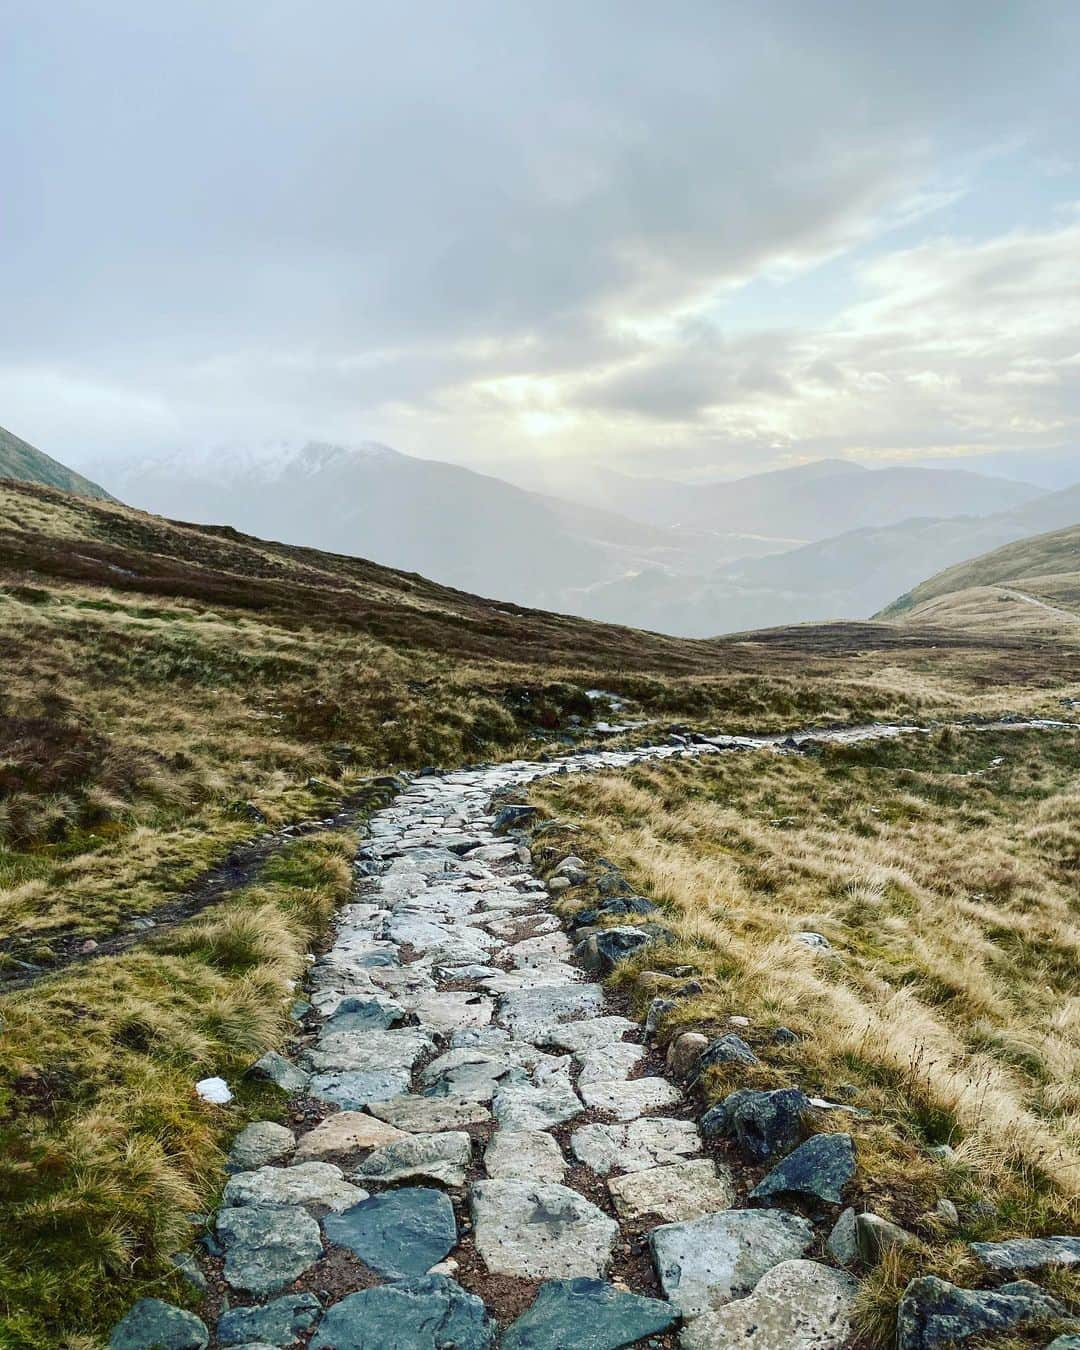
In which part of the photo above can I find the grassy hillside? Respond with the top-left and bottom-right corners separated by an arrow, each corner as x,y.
879,521 -> 1080,634
0,424 -> 112,501
1,481 -> 1078,1347
531,725 -> 1080,1344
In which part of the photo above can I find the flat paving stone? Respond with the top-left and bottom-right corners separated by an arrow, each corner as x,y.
681,1259 -> 858,1349
649,1208 -> 815,1316
308,1275 -> 494,1350
222,1161 -> 366,1212
226,1121 -> 295,1173
217,1293 -> 322,1347
576,1041 -> 646,1085
307,1068 -> 412,1110
484,1129 -> 566,1183
571,1118 -> 703,1176
970,1236 -> 1080,1272
578,1077 -> 682,1120
499,984 -> 605,1041
109,1298 -> 208,1349
293,1111 -> 409,1162
470,1179 -> 618,1280
323,1188 -> 457,1279
369,1094 -> 493,1133
502,1277 -> 677,1350
304,1027 -> 434,1074
217,1205 -> 323,1295
608,1158 -> 735,1222
406,990 -> 494,1031
538,1016 -> 638,1053
493,1078 -> 583,1130
353,1131 -> 472,1188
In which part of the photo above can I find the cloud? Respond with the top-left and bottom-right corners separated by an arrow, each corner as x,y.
1,0 -> 1078,477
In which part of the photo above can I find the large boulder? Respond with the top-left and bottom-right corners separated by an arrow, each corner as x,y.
896,1276 -> 1070,1349
700,1087 -> 808,1161
749,1133 -> 855,1207
501,1278 -> 677,1349
308,1276 -> 494,1350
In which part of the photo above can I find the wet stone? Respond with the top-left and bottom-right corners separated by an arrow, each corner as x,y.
323,1187 -> 457,1279
484,1129 -> 566,1183
470,1179 -> 619,1280
501,1277 -> 677,1350
217,1205 -> 323,1294
308,1276 -> 494,1350
222,1161 -> 366,1212
571,1118 -> 703,1175
226,1120 -> 295,1173
216,1293 -> 322,1347
353,1131 -> 472,1188
607,1158 -> 735,1223
109,1298 -> 208,1350
682,1259 -> 858,1349
649,1207 -> 815,1317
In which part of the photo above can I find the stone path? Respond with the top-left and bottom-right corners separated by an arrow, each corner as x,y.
107,719 -> 1076,1350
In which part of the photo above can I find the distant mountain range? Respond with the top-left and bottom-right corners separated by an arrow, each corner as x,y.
12,428 -> 1080,637
0,424 -> 111,500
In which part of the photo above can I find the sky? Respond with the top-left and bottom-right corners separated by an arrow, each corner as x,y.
2,1 -> 1079,486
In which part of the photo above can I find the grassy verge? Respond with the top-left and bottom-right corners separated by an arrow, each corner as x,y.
530,726 -> 1080,1345
0,831 -> 355,1349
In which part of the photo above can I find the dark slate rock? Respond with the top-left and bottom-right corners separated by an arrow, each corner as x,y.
217,1294 -> 322,1347
749,1132 -> 855,1206
323,997 -> 405,1034
970,1235 -> 1080,1272
322,1187 -> 457,1279
308,1276 -> 493,1350
244,1051 -> 309,1093
109,1298 -> 208,1350
493,804 -> 540,834
700,1087 -> 809,1161
773,1026 -> 799,1045
501,1277 -> 677,1349
570,896 -> 657,930
576,926 -> 659,974
691,1034 -> 759,1080
896,1276 -> 1069,1349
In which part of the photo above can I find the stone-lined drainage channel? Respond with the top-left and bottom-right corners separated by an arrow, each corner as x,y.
108,718 -> 1078,1350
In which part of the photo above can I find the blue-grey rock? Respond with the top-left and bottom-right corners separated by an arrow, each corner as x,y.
1046,1337 -> 1080,1349
493,804 -> 540,834
322,1187 -> 457,1278
692,1034 -> 759,1078
575,925 -> 672,975
307,1067 -> 412,1109
168,1250 -> 208,1293
750,1133 -> 855,1206
700,1087 -> 808,1161
244,1051 -> 309,1094
217,1294 -> 321,1346
896,1276 -> 1069,1349
970,1235 -> 1080,1272
217,1205 -> 322,1294
308,1277 -> 493,1350
570,897 -> 657,930
323,996 -> 406,1033
501,1278 -> 677,1349
109,1298 -> 208,1349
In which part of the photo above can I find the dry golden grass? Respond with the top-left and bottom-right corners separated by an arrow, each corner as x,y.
532,727 -> 1080,1342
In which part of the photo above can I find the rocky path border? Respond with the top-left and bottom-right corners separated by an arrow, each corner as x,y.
106,720 -> 1079,1350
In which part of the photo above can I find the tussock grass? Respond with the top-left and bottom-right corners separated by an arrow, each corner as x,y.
0,831 -> 354,1348
533,728 -> 1080,1343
